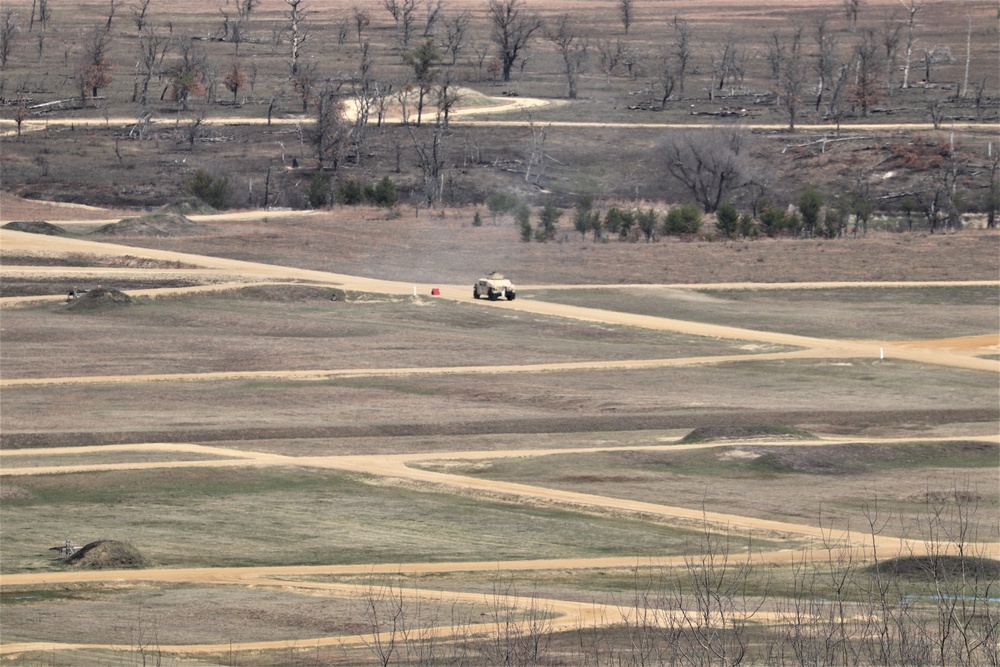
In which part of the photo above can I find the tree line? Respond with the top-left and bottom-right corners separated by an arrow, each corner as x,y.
0,0 -> 995,220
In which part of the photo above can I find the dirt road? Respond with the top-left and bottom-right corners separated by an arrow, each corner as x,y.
2,89 -> 996,137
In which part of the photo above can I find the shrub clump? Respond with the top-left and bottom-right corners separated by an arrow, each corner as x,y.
333,176 -> 398,208
183,169 -> 231,210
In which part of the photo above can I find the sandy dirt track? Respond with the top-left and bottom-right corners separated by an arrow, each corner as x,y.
2,208 -> 998,659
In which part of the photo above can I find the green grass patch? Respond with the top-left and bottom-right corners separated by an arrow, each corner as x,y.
0,467 -> 718,574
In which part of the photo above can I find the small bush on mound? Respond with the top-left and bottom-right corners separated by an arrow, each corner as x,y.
2,220 -> 68,235
91,213 -> 209,237
64,540 -> 148,569
679,425 -> 817,444
67,288 -> 133,311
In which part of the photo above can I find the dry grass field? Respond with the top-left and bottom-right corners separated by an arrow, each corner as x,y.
1,0 -> 999,664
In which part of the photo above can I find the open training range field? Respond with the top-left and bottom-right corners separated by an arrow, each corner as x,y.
1,197 -> 998,666
1,0 -> 999,665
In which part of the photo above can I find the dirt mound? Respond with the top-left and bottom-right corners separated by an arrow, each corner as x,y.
2,220 -> 68,235
869,555 -> 1000,580
680,425 -> 817,443
230,285 -> 345,302
67,288 -> 134,310
92,212 -> 209,237
64,540 -> 148,569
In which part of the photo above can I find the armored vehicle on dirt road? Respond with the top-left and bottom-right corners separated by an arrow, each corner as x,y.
473,272 -> 516,301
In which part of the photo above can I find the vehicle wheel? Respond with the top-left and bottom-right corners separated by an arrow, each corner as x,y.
507,292 -> 516,300
488,289 -> 499,301
473,288 -> 479,299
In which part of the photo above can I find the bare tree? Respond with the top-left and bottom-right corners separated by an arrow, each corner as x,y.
773,26 -> 807,131
423,0 -> 442,38
285,0 -> 308,75
651,45 -> 676,108
435,68 -> 459,127
130,0 -> 151,36
0,8 -> 17,68
546,14 -> 587,99
898,0 -> 921,89
671,16 -> 692,96
29,0 -> 50,32
386,0 -> 417,49
618,0 -> 634,35
352,6 -> 370,46
524,113 -> 549,183
850,28 -> 882,116
660,127 -> 755,213
440,10 -> 469,65
961,16 -> 972,98
310,87 -> 351,172
408,124 -> 447,205
920,44 -> 954,84
133,22 -> 170,105
844,0 -> 863,31
291,60 -> 317,111
382,0 -> 401,25
711,33 -> 746,97
487,0 -> 542,83
104,0 -> 119,32
80,25 -> 114,102
879,9 -> 903,94
360,576 -> 405,667
814,17 -> 839,111
596,39 -> 623,88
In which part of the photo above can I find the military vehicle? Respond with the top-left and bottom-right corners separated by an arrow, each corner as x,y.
473,272 -> 516,301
